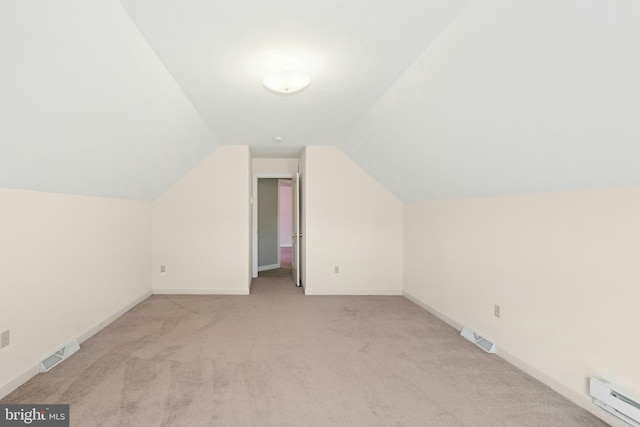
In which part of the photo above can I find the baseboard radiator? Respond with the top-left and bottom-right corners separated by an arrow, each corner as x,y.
590,377 -> 640,427
39,340 -> 80,373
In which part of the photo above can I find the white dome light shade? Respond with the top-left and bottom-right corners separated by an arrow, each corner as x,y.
263,71 -> 311,95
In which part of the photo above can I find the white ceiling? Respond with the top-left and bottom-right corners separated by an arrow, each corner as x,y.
118,0 -> 471,152
2,0 -> 640,201
345,0 -> 640,201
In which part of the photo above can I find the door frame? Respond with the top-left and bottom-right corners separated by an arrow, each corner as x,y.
253,173 -> 294,278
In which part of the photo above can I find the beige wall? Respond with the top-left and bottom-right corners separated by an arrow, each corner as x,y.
0,188 -> 151,397
303,146 -> 403,295
252,158 -> 298,175
403,187 -> 640,424
152,146 -> 251,294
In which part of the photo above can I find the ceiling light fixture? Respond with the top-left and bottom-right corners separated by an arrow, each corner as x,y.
263,71 -> 311,95
258,49 -> 316,95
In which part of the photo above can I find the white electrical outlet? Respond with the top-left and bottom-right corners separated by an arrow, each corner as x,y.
494,304 -> 501,318
334,266 -> 340,274
1,330 -> 9,349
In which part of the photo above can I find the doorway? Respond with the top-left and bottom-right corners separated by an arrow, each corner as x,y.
252,172 -> 301,286
256,178 -> 291,277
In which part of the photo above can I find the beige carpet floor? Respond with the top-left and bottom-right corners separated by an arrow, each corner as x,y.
2,277 -> 607,426
258,267 -> 293,278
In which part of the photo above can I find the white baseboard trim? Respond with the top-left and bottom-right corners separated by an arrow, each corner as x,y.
402,291 -> 624,427
153,288 -> 250,295
497,348 -> 624,427
78,290 -> 152,344
403,291 -> 463,330
0,365 -> 39,401
258,264 -> 280,272
305,289 -> 403,296
0,289 -> 152,400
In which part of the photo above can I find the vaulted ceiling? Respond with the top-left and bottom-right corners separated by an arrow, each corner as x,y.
2,0 -> 639,201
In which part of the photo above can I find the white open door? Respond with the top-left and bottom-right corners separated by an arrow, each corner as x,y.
291,171 -> 301,287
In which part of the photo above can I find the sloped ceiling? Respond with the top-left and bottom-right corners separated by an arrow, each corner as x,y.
345,0 -> 640,201
2,0 -> 640,201
0,0 -> 216,200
